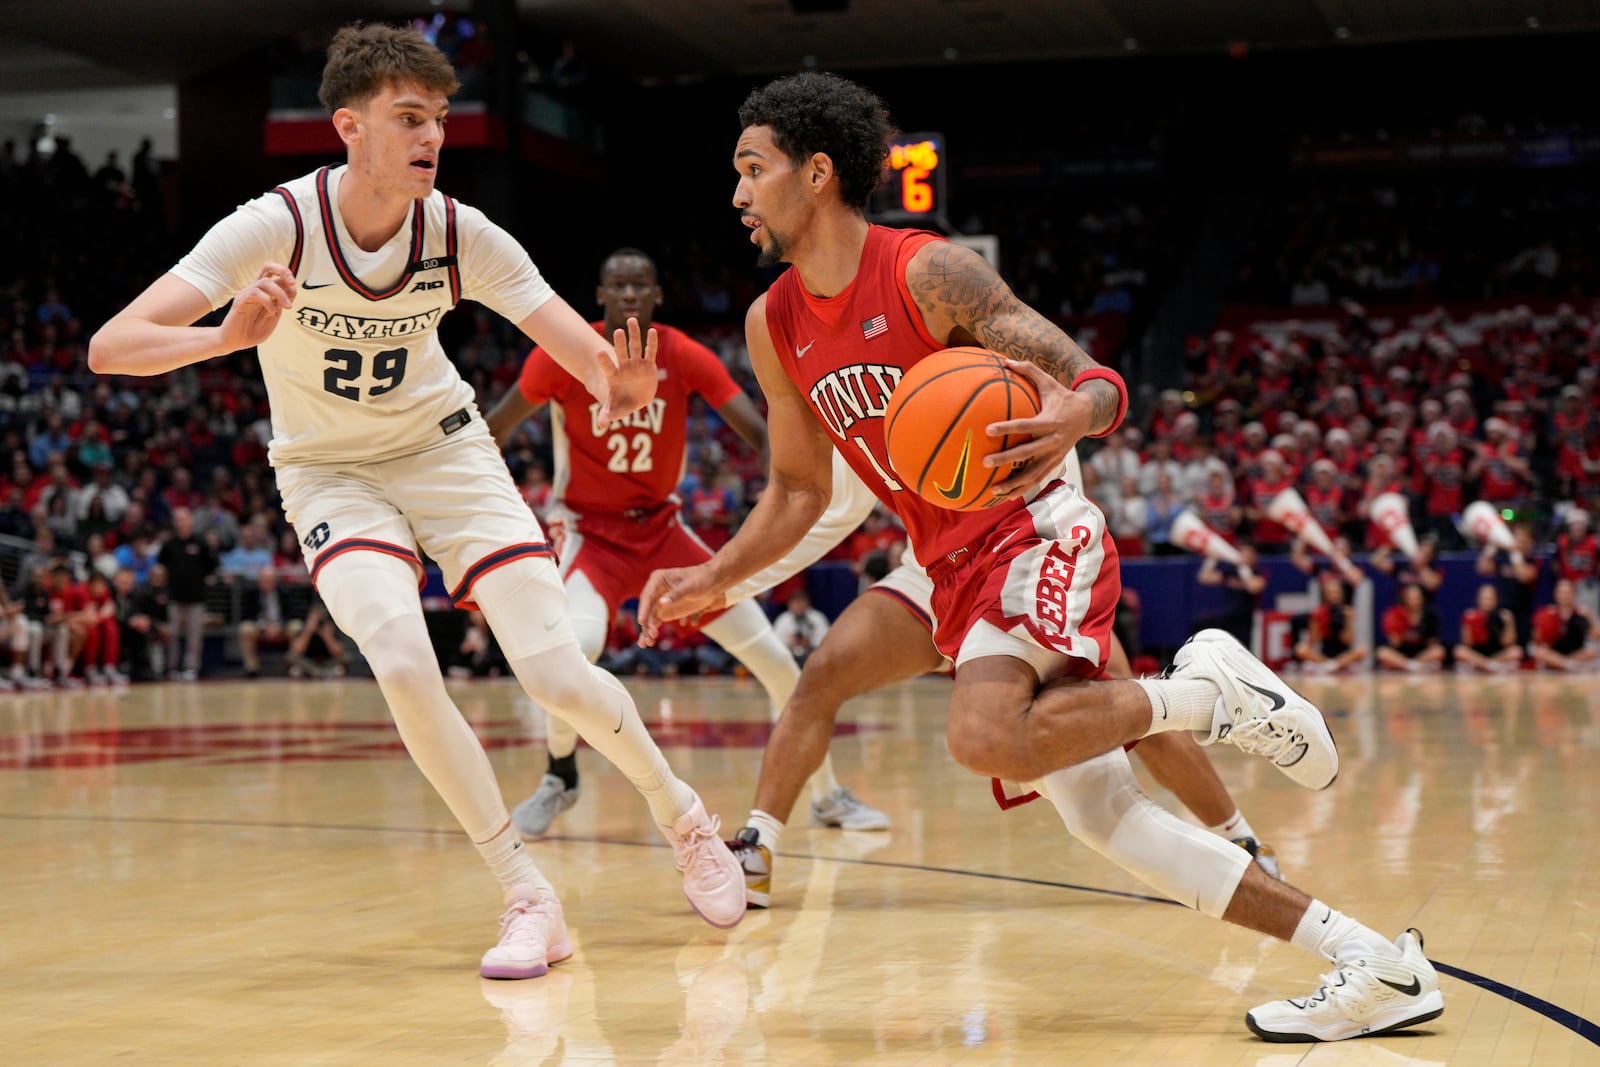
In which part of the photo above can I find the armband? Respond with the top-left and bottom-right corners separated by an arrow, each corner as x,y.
1069,366 -> 1128,438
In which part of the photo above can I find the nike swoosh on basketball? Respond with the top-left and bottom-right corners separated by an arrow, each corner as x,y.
302,282 -> 335,290
935,432 -> 973,500
1378,974 -> 1423,997
1241,679 -> 1286,711
796,340 -> 816,359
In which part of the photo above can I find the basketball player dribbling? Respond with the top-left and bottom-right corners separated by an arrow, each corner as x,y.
88,23 -> 745,981
639,72 -> 1444,1042
486,247 -> 888,837
710,451 -> 1287,911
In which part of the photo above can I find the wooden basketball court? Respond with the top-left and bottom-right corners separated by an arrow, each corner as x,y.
3,671 -> 1597,1064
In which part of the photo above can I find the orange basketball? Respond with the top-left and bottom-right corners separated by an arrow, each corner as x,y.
883,347 -> 1041,512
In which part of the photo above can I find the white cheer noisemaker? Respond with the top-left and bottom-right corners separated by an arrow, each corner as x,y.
1267,487 -> 1338,557
1463,500 -> 1520,560
1171,509 -> 1254,578
1368,492 -> 1419,557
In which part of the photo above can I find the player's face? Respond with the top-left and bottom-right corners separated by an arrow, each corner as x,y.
733,125 -> 806,267
596,257 -> 661,329
344,80 -> 448,199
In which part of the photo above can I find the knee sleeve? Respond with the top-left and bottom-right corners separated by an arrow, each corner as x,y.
1034,748 -> 1250,918
314,550 -> 424,648
561,570 -> 610,664
508,642 -> 661,782
472,557 -> 580,661
702,600 -> 800,713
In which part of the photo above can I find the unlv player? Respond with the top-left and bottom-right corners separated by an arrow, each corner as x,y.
640,72 -> 1441,1042
486,248 -> 888,837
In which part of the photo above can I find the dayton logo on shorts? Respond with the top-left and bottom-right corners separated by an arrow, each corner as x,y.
302,522 -> 332,550
807,363 -> 903,437
296,306 -> 443,340
1034,525 -> 1094,638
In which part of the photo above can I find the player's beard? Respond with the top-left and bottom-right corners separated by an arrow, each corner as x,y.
756,227 -> 787,268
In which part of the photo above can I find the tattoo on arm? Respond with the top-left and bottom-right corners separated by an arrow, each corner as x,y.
909,243 -> 1119,433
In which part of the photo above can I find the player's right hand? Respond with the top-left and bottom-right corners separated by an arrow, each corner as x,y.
219,262 -> 297,353
638,565 -> 726,646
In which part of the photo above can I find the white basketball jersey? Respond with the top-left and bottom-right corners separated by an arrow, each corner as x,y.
173,165 -> 553,467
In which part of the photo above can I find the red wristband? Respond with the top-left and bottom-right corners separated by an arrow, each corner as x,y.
1070,366 -> 1128,438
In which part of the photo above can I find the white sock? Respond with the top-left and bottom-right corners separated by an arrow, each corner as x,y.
747,809 -> 784,853
1134,678 -> 1221,735
474,819 -> 554,897
1291,899 -> 1400,962
631,752 -> 700,828
1209,810 -> 1257,842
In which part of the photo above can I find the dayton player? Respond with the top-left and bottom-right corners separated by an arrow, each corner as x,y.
640,72 -> 1442,1042
486,248 -> 887,837
88,23 -> 744,982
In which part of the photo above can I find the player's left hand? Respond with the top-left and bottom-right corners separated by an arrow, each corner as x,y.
982,359 -> 1096,499
596,316 -> 659,425
638,564 -> 726,646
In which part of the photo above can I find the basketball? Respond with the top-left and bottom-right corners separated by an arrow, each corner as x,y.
883,347 -> 1041,512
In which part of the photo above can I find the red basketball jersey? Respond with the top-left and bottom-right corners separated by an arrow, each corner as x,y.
765,225 -> 1027,564
518,322 -> 743,515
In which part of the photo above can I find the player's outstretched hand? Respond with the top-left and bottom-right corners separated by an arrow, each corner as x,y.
638,565 -> 726,646
220,262 -> 297,354
983,359 -> 1096,499
597,316 -> 659,425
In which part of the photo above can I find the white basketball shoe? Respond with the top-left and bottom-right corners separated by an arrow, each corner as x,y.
1171,629 -> 1339,790
480,885 -> 573,980
1247,929 -> 1444,1042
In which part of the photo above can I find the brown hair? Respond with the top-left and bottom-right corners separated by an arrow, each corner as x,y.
317,22 -> 459,113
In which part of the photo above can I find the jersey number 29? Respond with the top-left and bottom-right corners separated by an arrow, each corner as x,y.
323,347 -> 408,401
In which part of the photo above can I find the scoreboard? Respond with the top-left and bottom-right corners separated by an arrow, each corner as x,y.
869,132 -> 948,228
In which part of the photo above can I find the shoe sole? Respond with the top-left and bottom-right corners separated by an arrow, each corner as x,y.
685,888 -> 746,929
811,814 -> 892,831
1246,993 -> 1444,1043
481,937 -> 573,980
1185,630 -> 1340,790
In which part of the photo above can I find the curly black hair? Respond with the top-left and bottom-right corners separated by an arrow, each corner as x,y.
737,72 -> 894,211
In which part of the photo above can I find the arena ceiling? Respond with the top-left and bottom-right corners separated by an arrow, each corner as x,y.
7,0 -> 1600,90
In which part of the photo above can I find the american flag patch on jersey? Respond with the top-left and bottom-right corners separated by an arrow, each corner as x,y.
861,314 -> 888,340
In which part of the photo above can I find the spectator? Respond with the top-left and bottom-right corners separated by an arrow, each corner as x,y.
13,526 -> 58,596
1476,523 -> 1541,647
0,581 -> 36,689
446,610 -> 507,679
1243,449 -> 1296,554
1377,584 -> 1446,673
77,571 -> 126,685
236,568 -> 294,678
1530,579 -> 1598,672
157,506 -> 217,681
1107,474 -> 1149,558
220,520 -> 274,579
27,411 -> 71,468
113,567 -> 162,682
84,531 -> 119,580
1143,469 -> 1187,557
285,593 -> 350,679
772,590 -> 829,667
44,565 -> 85,686
1453,583 -> 1523,673
1294,570 -> 1367,675
1193,545 -> 1266,645
1552,509 -> 1598,619
1373,536 -> 1444,602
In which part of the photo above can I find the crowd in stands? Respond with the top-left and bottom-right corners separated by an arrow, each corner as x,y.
1228,174 -> 1600,308
2,109 -> 1596,688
